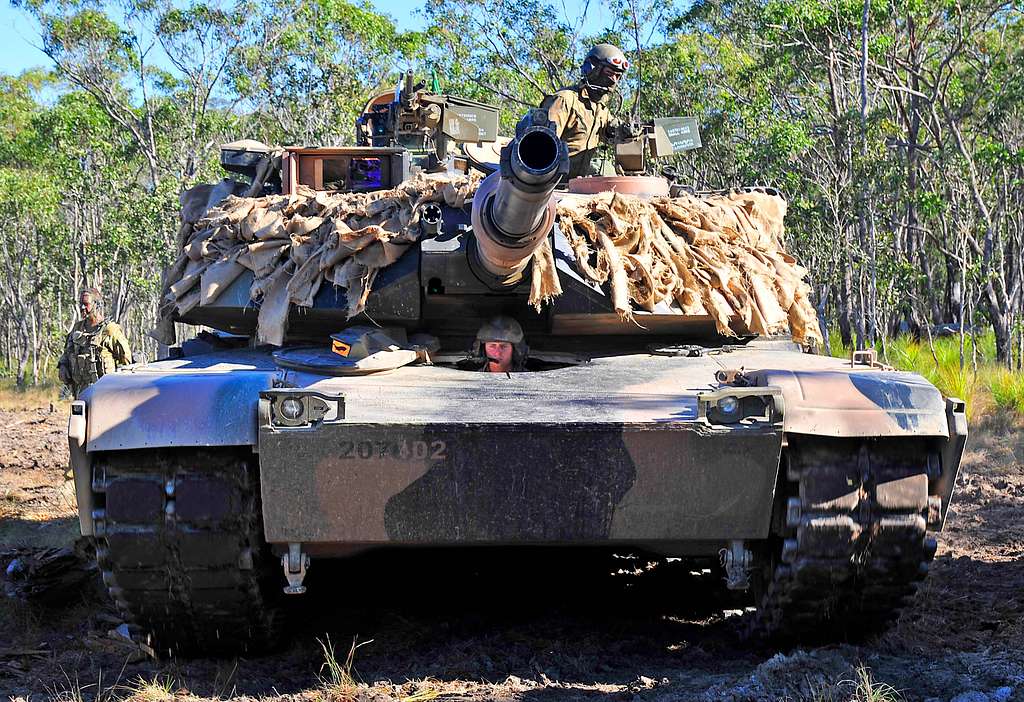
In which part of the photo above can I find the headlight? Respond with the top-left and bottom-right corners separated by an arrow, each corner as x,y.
699,386 -> 783,426
717,396 -> 740,418
260,391 -> 346,428
281,398 -> 304,420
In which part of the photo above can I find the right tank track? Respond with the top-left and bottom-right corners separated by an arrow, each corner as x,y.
91,448 -> 281,656
750,436 -> 942,641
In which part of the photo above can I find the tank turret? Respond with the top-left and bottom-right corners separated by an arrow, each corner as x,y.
469,109 -> 568,286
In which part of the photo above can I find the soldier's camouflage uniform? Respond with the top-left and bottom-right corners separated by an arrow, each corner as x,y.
58,319 -> 132,398
540,83 -> 613,179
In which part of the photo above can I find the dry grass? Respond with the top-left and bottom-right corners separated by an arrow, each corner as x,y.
120,676 -> 177,702
317,635 -> 372,701
0,486 -> 20,518
801,665 -> 905,702
42,668 -> 123,702
958,412 -> 1024,477
397,682 -> 441,702
37,673 -> 179,702
0,378 -> 66,411
841,666 -> 904,702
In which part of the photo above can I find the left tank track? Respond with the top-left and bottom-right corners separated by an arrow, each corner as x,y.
91,448 -> 282,656
749,436 -> 942,642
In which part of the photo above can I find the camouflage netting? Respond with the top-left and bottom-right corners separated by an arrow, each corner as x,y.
555,190 -> 822,344
155,174 -> 822,346
155,172 -> 482,346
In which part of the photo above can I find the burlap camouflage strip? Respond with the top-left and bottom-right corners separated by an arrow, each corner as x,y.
157,175 -> 821,346
156,172 -> 482,346
556,189 -> 822,344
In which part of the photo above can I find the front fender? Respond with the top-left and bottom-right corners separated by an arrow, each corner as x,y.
753,369 -> 949,438
82,368 -> 274,451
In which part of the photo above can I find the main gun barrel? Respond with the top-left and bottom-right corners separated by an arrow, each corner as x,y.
470,110 -> 569,285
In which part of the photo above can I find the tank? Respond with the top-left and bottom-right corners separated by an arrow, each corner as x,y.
67,97 -> 967,656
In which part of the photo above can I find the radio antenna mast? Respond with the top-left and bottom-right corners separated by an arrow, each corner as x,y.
629,0 -> 643,123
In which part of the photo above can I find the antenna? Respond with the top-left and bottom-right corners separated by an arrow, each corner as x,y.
629,0 -> 643,123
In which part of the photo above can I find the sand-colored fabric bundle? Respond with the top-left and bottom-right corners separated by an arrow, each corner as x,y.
154,172 -> 481,346
554,189 -> 822,344
156,173 -> 820,347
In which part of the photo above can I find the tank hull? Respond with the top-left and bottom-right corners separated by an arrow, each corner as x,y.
71,342 -> 967,651
75,344 -> 964,551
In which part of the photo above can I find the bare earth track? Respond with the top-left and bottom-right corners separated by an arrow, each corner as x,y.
1,406 -> 1022,701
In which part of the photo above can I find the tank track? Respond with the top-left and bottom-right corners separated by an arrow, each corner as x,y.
751,436 -> 942,642
91,448 -> 282,656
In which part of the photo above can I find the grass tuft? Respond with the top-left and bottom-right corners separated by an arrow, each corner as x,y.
399,681 -> 442,702
984,367 -> 1024,415
44,668 -> 121,702
317,635 -> 372,701
839,665 -> 904,702
121,675 -> 176,702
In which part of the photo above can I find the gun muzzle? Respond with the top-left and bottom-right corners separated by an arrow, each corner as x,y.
470,110 -> 569,285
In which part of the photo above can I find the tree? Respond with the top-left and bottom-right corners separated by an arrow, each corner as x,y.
234,0 -> 427,146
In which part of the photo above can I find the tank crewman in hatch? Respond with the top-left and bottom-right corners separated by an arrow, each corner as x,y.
539,43 -> 638,179
474,316 -> 528,373
58,287 -> 133,398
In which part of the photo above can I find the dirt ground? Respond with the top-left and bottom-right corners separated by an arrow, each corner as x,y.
0,405 -> 1022,702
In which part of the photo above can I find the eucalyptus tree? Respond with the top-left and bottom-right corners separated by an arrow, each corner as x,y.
14,0 -> 272,188
0,74 -> 63,383
234,0 -> 428,146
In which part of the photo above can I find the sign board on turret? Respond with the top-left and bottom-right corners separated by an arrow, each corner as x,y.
652,117 -> 702,156
441,111 -> 480,142
443,96 -> 500,142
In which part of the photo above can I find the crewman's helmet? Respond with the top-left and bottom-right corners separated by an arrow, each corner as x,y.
580,43 -> 629,92
473,316 -> 528,369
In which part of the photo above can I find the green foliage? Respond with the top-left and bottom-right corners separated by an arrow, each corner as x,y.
48,9 -> 129,52
0,167 -> 60,226
828,331 -> 1024,421
3,0 -> 1024,383
233,0 -> 427,145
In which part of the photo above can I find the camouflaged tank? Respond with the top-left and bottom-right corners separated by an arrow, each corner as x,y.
67,105 -> 967,656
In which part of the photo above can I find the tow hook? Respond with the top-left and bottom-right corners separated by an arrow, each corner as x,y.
282,543 -> 310,595
720,540 -> 752,590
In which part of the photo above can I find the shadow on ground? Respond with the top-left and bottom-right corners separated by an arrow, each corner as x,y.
2,544 -> 1023,701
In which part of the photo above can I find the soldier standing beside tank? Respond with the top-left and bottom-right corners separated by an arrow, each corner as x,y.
58,287 -> 133,398
474,316 -> 528,373
539,43 -> 636,179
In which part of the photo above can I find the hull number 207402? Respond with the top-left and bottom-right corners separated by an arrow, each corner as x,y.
337,439 -> 449,461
